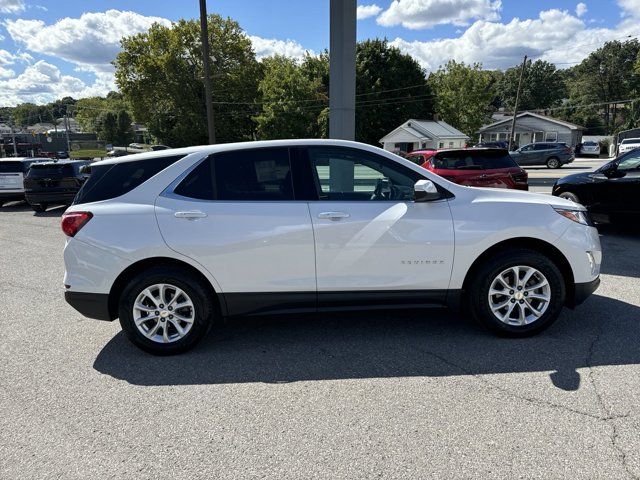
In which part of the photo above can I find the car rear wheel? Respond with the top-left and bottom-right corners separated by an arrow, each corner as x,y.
119,266 -> 214,355
558,191 -> 580,203
31,203 -> 47,212
465,249 -> 566,337
546,157 -> 561,169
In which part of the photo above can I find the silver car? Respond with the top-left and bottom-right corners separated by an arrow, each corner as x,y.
579,141 -> 600,157
510,142 -> 575,169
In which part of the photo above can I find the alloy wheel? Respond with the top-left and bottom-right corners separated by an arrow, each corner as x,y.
132,283 -> 195,343
488,266 -> 551,326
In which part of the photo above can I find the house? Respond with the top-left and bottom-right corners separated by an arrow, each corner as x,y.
380,119 -> 470,153
478,112 -> 584,148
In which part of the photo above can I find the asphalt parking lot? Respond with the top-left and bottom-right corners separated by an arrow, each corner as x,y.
1,173 -> 639,479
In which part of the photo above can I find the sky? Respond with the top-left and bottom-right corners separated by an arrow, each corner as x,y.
0,0 -> 639,107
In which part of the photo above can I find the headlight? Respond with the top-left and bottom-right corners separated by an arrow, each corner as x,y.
554,207 -> 593,226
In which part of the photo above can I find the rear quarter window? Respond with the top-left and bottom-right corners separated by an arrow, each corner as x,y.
73,155 -> 185,205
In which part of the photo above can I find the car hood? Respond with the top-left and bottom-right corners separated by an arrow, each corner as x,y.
554,171 -> 599,186
461,184 -> 582,209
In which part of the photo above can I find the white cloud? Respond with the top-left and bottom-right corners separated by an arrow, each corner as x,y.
5,10 -> 172,74
357,4 -> 383,20
391,8 -> 639,72
576,2 -> 588,17
249,35 -> 313,61
377,0 -> 502,29
0,0 -> 24,14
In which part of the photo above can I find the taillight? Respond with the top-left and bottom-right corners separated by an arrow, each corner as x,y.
511,170 -> 528,184
61,211 -> 93,237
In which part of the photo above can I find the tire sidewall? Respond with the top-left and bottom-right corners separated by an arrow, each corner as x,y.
470,250 -> 566,336
119,269 -> 213,355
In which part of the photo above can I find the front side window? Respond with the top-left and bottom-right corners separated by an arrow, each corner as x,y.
308,147 -> 418,201
617,152 -> 640,171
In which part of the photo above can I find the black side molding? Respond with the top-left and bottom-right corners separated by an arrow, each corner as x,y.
65,291 -> 114,321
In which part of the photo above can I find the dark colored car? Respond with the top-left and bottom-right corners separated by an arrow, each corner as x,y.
416,148 -> 528,190
552,148 -> 640,223
23,160 -> 91,212
510,142 -> 574,168
474,141 -> 509,150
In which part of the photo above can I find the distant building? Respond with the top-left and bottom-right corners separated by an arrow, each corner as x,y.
380,119 -> 470,153
478,112 -> 584,148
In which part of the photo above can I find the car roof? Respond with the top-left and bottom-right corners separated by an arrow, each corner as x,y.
0,157 -> 50,162
91,139 -> 384,167
30,160 -> 88,166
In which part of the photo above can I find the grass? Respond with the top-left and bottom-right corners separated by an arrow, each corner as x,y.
70,149 -> 107,159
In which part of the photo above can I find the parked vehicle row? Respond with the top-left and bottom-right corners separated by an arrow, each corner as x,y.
61,139 -> 601,355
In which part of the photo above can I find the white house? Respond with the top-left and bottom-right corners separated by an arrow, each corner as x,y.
380,119 -> 470,153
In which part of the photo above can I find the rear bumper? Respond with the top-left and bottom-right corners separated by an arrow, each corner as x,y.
26,191 -> 77,204
0,192 -> 25,202
64,290 -> 114,321
570,276 -> 600,307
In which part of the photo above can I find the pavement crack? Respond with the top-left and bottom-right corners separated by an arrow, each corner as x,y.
585,327 -> 638,480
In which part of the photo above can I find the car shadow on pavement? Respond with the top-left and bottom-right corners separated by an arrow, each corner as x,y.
93,294 -> 640,391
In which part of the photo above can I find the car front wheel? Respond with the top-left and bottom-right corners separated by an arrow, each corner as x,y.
466,249 -> 566,337
119,267 -> 214,355
558,191 -> 580,203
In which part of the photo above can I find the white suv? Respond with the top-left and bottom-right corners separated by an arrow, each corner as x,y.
62,140 -> 601,355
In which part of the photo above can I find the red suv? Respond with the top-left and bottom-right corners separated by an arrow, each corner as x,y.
406,148 -> 528,191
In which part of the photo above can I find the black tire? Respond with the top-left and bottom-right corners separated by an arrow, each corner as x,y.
546,157 -> 561,169
465,248 -> 566,337
119,266 -> 215,355
558,191 -> 580,203
31,203 -> 47,212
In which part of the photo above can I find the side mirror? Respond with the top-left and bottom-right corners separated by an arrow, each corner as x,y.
414,179 -> 441,202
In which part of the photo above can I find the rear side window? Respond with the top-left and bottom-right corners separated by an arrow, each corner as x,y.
73,155 -> 185,205
215,148 -> 293,201
432,151 -> 517,170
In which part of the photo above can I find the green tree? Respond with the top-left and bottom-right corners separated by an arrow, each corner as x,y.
497,59 -> 566,111
115,14 -> 261,147
566,39 -> 640,133
96,111 -> 118,143
116,110 -> 134,145
428,60 -> 495,138
254,55 -> 325,139
354,39 -> 434,145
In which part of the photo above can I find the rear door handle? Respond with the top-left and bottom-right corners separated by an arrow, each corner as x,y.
318,211 -> 350,220
174,210 -> 208,219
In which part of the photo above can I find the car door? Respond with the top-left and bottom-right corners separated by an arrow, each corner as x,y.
513,144 -> 536,166
601,152 -> 640,216
155,147 -> 317,316
304,146 -> 455,307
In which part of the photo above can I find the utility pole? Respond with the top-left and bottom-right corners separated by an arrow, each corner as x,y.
509,54 -> 527,151
199,0 -> 216,144
9,117 -> 18,157
329,0 -> 357,140
64,112 -> 71,153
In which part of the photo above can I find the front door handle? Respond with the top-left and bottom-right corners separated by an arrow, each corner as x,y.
174,210 -> 208,219
318,211 -> 350,220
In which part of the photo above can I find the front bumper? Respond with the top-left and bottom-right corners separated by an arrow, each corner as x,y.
64,290 -> 113,321
570,276 -> 600,307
